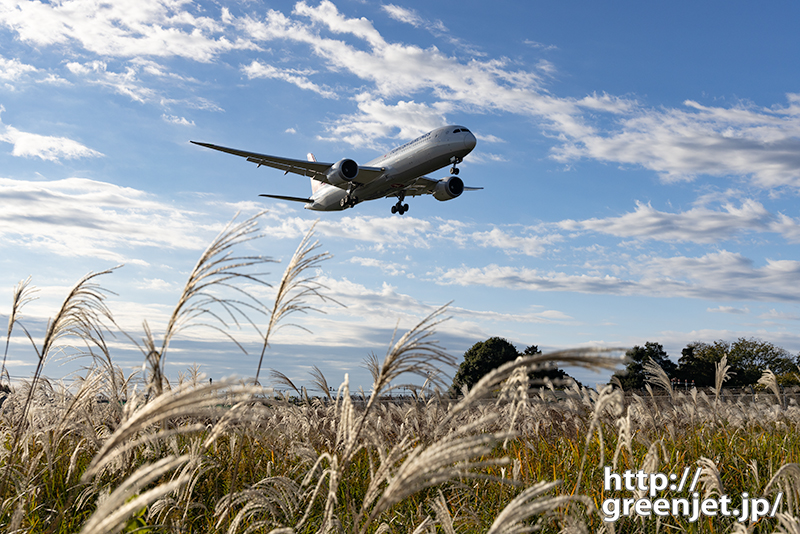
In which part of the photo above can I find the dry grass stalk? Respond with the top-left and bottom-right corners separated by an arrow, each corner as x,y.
255,221 -> 337,384
0,267 -> 117,500
2,277 -> 37,386
758,368 -> 784,409
644,358 -> 673,401
78,455 -> 192,534
137,211 -> 275,397
443,348 -> 625,429
82,379 -> 261,482
12,213 -> 800,533
764,463 -> 800,517
487,480 -> 588,534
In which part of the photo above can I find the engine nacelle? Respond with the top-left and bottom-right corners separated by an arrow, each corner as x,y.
433,176 -> 464,201
327,158 -> 359,186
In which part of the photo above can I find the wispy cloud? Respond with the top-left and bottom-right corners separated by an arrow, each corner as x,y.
0,55 -> 37,82
2,0 -> 799,193
242,61 -> 337,98
431,250 -> 800,302
469,227 -> 563,257
162,114 -> 195,126
0,177 -> 214,263
0,107 -> 102,161
558,196 -> 800,245
559,199 -> 774,243
0,0 -> 256,61
707,306 -> 749,314
524,39 -> 559,52
552,97 -> 800,190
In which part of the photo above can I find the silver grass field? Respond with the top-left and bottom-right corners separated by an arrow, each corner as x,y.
3,213 -> 800,534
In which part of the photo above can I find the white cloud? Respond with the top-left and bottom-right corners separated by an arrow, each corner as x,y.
707,306 -> 749,314
524,40 -> 558,51
66,60 -> 158,103
469,227 -> 562,257
318,95 -> 451,148
758,309 -> 800,321
0,0 -> 256,62
0,55 -> 37,81
242,61 -> 337,98
0,55 -> 67,88
431,250 -> 800,302
382,5 -> 427,28
236,3 -> 800,189
556,197 -> 800,245
559,199 -> 774,243
350,256 -> 408,277
0,107 -> 102,161
0,177 -> 215,262
162,114 -> 195,126
552,97 -> 800,190
4,0 -> 800,191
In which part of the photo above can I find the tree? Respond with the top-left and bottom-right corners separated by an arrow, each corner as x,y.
451,337 -> 519,392
450,339 -> 578,394
728,338 -> 797,386
612,342 -> 676,390
677,338 -> 799,387
675,341 -> 725,387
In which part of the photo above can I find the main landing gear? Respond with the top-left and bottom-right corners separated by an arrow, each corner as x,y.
339,194 -> 358,208
450,155 -> 462,175
339,185 -> 359,208
391,192 -> 409,215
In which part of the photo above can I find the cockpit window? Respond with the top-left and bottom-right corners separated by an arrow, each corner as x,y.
453,129 -> 461,133
461,128 -> 470,133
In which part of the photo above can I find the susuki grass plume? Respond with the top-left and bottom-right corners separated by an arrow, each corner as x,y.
0,267 -> 117,501
255,220 -> 338,384
136,211 -> 275,397
9,211 -> 800,533
2,276 -> 37,386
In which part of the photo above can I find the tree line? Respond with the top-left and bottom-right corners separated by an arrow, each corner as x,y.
450,336 -> 800,395
450,337 -> 579,394
612,338 -> 800,390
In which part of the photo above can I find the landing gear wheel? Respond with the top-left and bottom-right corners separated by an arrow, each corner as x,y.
449,156 -> 463,176
391,192 -> 408,215
341,195 -> 358,208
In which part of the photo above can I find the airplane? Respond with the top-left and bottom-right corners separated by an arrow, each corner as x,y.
191,124 -> 481,215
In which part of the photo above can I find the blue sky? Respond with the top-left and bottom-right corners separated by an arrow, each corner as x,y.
2,0 -> 800,391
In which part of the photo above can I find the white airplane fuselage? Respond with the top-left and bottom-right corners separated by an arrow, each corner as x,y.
307,125 -> 477,211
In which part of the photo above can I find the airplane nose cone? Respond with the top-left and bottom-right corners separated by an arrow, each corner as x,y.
464,132 -> 477,151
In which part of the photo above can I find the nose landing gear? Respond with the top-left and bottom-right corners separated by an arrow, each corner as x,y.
450,156 -> 462,175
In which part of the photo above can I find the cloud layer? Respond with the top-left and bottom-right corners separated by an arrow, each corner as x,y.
0,177 -> 213,263
2,0 -> 799,191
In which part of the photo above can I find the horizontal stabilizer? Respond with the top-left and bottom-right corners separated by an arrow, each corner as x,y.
259,193 -> 312,203
464,186 -> 484,191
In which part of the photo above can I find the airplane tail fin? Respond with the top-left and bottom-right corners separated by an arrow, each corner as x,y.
308,152 -> 324,194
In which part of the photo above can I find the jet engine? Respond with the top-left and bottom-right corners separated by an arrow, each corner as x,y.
433,176 -> 464,201
327,158 -> 359,186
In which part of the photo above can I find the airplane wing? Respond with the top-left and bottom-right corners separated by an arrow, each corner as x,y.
190,141 -> 385,187
392,176 -> 483,197
259,193 -> 312,203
